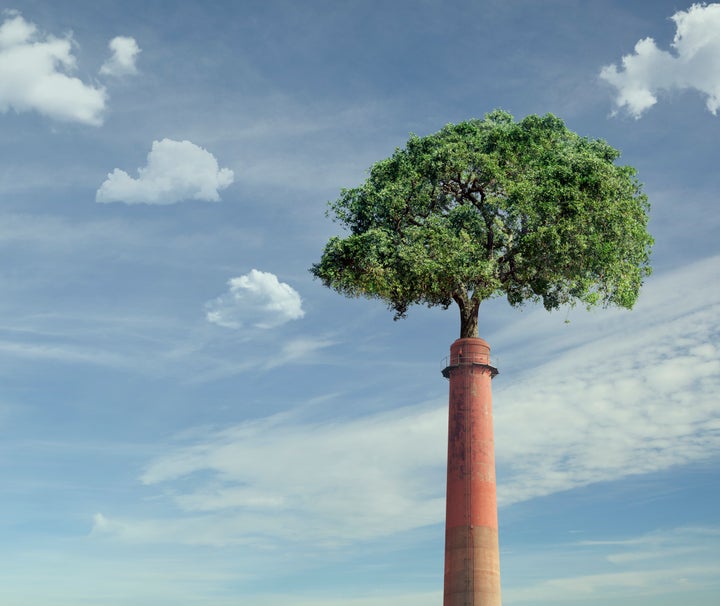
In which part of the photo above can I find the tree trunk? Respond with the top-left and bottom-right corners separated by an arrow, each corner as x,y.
457,296 -> 480,339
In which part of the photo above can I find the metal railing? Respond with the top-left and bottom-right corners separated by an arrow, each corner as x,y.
441,352 -> 499,369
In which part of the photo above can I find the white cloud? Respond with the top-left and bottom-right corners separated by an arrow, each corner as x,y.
505,527 -> 720,604
493,255 -> 720,507
242,592 -> 442,606
103,402 -> 446,546
96,139 -> 234,204
506,564 -> 720,603
97,256 -> 720,547
0,12 -> 106,125
262,337 -> 336,369
205,269 -> 304,329
0,338 -> 132,368
99,36 -> 140,77
600,3 -> 720,117
586,526 -> 720,565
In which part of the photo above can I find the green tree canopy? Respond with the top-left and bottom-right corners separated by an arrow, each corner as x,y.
311,110 -> 653,338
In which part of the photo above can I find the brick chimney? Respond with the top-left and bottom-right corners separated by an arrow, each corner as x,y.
442,337 -> 501,606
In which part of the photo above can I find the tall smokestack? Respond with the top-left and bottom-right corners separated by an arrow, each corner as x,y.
442,337 -> 501,606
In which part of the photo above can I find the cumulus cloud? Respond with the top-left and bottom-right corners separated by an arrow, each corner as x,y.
205,270 -> 305,329
600,3 -> 720,117
96,139 -> 234,204
0,11 -> 106,125
99,36 -> 140,77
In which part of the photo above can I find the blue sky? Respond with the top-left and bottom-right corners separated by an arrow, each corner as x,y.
0,1 -> 718,604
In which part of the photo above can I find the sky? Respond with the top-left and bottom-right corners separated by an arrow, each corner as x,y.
0,1 -> 718,605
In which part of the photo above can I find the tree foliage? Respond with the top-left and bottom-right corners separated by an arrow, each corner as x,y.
311,110 -> 653,338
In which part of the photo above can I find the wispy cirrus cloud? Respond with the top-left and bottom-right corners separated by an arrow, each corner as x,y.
261,337 -> 336,369
493,255 -> 720,507
96,139 -> 234,204
506,563 -> 720,604
0,338 -> 132,369
93,401 -> 446,546
600,3 -> 720,117
93,256 -> 720,547
505,527 -> 720,604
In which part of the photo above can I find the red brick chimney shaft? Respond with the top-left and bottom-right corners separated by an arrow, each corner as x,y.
443,337 -> 501,606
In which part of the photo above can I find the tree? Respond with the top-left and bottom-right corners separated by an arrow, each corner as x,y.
311,110 -> 653,338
